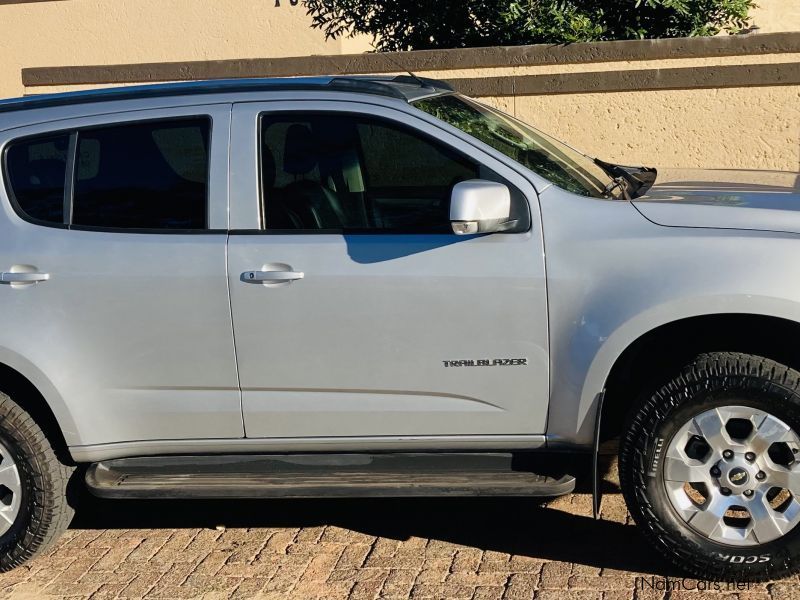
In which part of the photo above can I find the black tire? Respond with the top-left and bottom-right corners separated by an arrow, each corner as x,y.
620,352 -> 800,582
0,392 -> 74,571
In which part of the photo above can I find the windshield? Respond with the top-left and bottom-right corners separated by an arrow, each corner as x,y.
413,94 -> 618,198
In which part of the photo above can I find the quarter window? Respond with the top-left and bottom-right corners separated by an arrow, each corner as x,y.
259,112 -> 529,232
5,134 -> 70,224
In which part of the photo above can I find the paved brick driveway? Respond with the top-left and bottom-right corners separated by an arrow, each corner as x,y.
0,459 -> 796,599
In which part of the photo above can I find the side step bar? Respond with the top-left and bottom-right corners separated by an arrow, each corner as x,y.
85,453 -> 576,499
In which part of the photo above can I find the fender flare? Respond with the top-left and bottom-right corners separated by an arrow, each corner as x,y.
584,298 -> 800,519
0,346 -> 79,446
576,295 -> 800,441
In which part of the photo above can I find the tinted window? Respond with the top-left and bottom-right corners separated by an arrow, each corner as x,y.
73,119 -> 209,229
260,113 -> 527,233
5,134 -> 69,224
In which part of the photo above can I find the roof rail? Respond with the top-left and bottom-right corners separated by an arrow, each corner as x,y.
325,78 -> 408,99
0,75 -> 453,114
389,75 -> 455,92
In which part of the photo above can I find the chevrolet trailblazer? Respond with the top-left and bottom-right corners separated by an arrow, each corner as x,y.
0,76 -> 798,581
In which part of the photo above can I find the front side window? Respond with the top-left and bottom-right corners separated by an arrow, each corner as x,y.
3,117 -> 210,231
5,134 -> 70,224
414,94 -> 619,199
260,112 -> 529,232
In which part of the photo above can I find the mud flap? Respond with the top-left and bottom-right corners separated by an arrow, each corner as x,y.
592,390 -> 606,520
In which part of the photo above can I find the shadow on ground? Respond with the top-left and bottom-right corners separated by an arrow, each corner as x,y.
68,468 -> 673,577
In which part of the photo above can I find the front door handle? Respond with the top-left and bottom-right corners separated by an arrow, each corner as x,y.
241,270 -> 304,283
1,272 -> 50,283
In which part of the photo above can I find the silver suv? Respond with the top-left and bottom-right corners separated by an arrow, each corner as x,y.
0,76 -> 799,581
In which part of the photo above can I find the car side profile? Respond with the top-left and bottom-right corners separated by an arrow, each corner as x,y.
0,75 -> 799,581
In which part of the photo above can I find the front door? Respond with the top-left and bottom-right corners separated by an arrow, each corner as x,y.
228,100 -> 549,440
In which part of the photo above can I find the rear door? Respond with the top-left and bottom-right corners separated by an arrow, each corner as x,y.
0,105 -> 242,448
227,100 -> 549,441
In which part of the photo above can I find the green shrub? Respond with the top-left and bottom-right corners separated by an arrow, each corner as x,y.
304,0 -> 756,51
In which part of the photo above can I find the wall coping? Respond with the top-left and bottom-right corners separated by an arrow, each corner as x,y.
449,62 -> 800,96
22,31 -> 800,87
0,0 -> 66,4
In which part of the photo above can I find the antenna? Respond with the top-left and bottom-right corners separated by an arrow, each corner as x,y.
310,50 -> 426,84
313,49 -> 448,93
380,52 -> 431,89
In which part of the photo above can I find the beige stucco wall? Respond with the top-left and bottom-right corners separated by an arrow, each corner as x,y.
447,86 -> 798,173
0,0 -> 370,99
508,86 -> 800,173
1,0 -> 798,173
420,53 -> 800,172
468,0 -> 800,172
1,0 -> 798,99
752,1 -> 800,34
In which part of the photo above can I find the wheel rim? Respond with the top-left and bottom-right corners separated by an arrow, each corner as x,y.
0,440 -> 21,536
664,405 -> 800,546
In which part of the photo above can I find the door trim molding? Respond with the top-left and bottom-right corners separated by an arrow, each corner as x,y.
70,434 -> 548,462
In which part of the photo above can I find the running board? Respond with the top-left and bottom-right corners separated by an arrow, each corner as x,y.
85,453 -> 576,499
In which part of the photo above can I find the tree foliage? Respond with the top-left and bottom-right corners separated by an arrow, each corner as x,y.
304,0 -> 755,52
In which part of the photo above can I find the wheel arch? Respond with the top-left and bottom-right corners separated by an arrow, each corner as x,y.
0,348 -> 77,464
598,309 -> 800,443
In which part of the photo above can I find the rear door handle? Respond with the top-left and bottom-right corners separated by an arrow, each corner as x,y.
1,272 -> 49,283
241,270 -> 304,283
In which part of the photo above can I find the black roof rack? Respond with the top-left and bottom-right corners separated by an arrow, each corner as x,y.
0,75 -> 454,115
387,75 -> 454,91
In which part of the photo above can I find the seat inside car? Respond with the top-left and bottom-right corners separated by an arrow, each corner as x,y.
267,123 -> 348,230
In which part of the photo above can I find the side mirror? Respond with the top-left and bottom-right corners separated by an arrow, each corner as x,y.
449,180 -> 514,235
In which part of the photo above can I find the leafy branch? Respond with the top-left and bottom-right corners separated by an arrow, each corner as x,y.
303,0 -> 756,51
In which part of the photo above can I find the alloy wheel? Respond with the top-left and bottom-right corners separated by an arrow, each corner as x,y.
664,406 -> 800,546
0,440 -> 21,537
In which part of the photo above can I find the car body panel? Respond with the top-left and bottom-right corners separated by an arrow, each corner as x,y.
633,168 -> 800,234
228,100 -> 550,439
540,185 -> 800,445
0,79 -> 799,462
0,104 -> 242,447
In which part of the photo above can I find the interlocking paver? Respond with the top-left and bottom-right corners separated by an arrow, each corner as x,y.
0,459 -> 796,599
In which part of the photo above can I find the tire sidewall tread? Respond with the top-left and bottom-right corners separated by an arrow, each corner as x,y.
0,392 -> 73,571
620,352 -> 800,582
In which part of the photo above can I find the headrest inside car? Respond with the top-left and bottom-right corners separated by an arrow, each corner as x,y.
283,123 -> 317,176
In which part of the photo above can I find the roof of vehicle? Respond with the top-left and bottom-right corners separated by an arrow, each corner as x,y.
0,75 -> 455,114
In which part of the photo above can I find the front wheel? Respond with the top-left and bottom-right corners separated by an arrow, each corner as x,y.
620,352 -> 800,581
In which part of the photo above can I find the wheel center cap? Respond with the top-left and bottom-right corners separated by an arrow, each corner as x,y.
728,467 -> 749,487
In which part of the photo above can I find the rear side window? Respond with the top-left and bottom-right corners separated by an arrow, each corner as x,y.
5,134 -> 69,224
3,118 -> 210,230
73,119 -> 209,229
